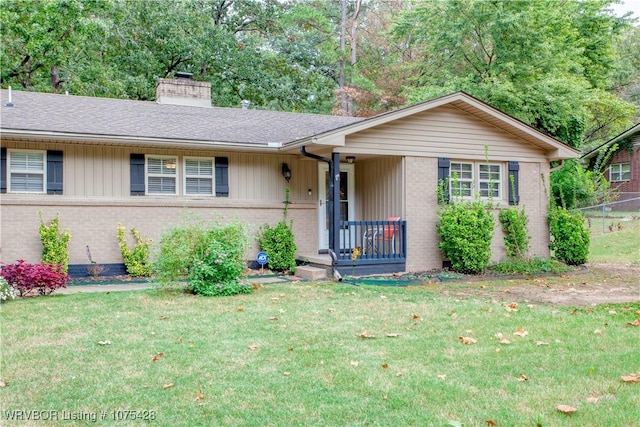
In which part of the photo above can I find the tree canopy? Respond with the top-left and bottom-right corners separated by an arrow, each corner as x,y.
1,0 -> 638,147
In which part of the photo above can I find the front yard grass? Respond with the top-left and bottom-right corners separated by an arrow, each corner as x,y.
1,281 -> 638,426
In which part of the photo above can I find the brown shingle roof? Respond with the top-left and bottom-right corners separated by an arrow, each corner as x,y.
0,90 -> 364,145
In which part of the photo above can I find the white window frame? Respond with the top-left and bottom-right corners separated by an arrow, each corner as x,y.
478,163 -> 501,198
7,149 -> 46,194
609,162 -> 630,182
146,155 -> 178,195
450,161 -> 502,200
184,157 -> 214,196
450,162 -> 474,198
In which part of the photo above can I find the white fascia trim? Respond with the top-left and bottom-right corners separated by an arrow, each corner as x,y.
0,129 -> 281,151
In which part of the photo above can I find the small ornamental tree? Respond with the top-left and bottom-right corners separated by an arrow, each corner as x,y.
39,212 -> 71,273
437,201 -> 495,274
117,224 -> 152,277
499,207 -> 530,258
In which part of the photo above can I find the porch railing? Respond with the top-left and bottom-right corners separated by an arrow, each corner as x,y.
336,219 -> 407,262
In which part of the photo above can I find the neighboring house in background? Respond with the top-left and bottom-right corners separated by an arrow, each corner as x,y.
581,123 -> 640,193
0,77 -> 578,277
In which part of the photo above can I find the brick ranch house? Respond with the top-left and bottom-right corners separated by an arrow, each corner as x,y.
0,77 -> 578,277
581,123 -> 640,193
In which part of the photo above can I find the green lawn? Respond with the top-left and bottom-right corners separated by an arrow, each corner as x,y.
1,281 -> 638,426
588,215 -> 640,265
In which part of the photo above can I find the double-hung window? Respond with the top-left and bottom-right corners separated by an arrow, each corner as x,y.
146,156 -> 177,195
8,150 -> 45,193
184,157 -> 213,195
450,162 -> 502,200
450,162 -> 473,197
609,163 -> 630,182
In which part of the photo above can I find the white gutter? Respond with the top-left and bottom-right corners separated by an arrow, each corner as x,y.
0,129 -> 283,151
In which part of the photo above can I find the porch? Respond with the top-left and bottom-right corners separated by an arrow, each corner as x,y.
298,219 -> 407,277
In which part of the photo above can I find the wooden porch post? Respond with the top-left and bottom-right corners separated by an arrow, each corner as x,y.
331,152 -> 341,259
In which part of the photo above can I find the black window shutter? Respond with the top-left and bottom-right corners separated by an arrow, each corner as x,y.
215,157 -> 229,197
438,157 -> 450,204
0,147 -> 6,193
46,150 -> 63,195
130,154 -> 145,195
508,161 -> 520,205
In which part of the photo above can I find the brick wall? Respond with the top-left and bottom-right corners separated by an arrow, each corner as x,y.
0,199 -> 316,266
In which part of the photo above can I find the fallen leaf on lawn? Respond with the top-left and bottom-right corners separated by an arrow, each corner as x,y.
252,283 -> 259,290
395,372 -> 403,377
506,303 -> 519,312
279,309 -> 286,314
162,383 -> 174,389
518,374 -> 529,382
328,308 -> 336,313
358,331 -> 376,339
382,395 -> 388,400
237,306 -> 244,311
535,341 -> 550,346
97,340 -> 112,346
556,404 -> 577,414
514,327 -> 528,337
499,339 -> 511,345
271,297 -> 279,301
380,295 -> 387,299
449,311 -> 458,319
486,420 -> 497,427
288,347 -> 294,352
0,381 -> 7,388
494,333 -> 504,339
194,390 -> 204,401
437,374 -> 447,380
620,373 -> 640,382
594,329 -> 603,335
152,352 -> 165,362
459,336 -> 477,345
267,316 -> 278,321
626,319 -> 640,326
350,360 -> 359,367
283,372 -> 291,377
586,396 -> 599,404
412,313 -> 420,319
608,310 -> 617,315
447,420 -> 463,427
386,333 -> 399,338
248,344 -> 259,351
381,363 -> 389,369
160,315 -> 168,320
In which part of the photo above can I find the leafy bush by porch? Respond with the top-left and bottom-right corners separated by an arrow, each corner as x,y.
154,219 -> 250,296
257,220 -> 297,273
549,207 -> 590,265
437,202 -> 495,274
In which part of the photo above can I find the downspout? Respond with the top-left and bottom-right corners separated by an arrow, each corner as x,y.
300,146 -> 341,281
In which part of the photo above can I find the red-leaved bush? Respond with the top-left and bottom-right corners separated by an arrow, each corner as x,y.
0,260 -> 70,296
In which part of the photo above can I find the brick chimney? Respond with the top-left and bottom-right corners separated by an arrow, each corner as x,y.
156,72 -> 211,108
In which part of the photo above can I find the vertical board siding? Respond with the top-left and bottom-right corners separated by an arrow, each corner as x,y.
357,157 -> 403,221
1,140 -> 314,202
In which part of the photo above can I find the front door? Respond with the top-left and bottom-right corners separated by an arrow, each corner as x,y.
318,163 -> 355,251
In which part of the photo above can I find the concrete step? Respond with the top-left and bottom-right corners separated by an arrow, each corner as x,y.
295,265 -> 328,281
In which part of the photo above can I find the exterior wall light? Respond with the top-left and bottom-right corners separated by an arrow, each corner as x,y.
346,156 -> 356,164
281,163 -> 291,182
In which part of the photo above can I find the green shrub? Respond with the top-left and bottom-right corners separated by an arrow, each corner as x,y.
549,207 -> 590,265
117,224 -> 153,277
498,207 -> 530,258
39,212 -> 71,273
436,202 -> 495,274
0,277 -> 16,303
257,220 -> 297,273
490,257 -> 570,275
154,219 -> 250,296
